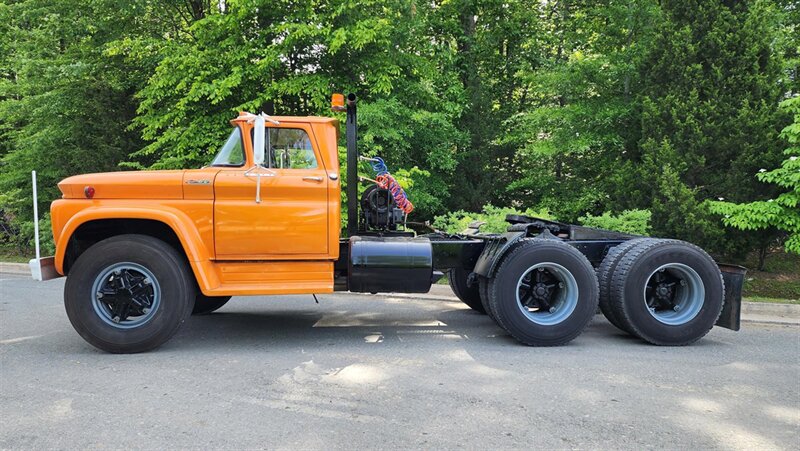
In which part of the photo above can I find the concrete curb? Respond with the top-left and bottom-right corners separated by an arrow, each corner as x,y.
2,261 -> 797,325
0,262 -> 30,275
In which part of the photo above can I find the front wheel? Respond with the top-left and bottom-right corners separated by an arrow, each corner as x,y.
486,239 -> 599,346
64,234 -> 195,353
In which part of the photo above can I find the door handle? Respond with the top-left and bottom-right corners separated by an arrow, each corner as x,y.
302,176 -> 323,182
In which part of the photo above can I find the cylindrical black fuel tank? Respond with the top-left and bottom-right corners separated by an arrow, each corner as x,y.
348,236 -> 433,293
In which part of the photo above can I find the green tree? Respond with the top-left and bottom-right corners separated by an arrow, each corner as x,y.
500,0 -> 660,221
630,0 -> 788,257
0,0 -> 205,249
708,96 -> 800,262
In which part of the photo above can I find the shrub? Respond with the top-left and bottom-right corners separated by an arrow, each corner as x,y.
433,204 -> 553,234
579,209 -> 652,235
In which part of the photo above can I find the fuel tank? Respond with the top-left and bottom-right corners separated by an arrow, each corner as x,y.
348,236 -> 434,293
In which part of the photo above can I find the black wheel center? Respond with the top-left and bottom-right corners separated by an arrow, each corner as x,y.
646,271 -> 681,311
519,268 -> 561,311
96,268 -> 156,322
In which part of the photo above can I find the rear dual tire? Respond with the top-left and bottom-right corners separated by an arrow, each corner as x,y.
596,238 -> 654,333
448,267 -> 486,314
484,239 -> 599,346
608,239 -> 724,346
192,294 -> 231,315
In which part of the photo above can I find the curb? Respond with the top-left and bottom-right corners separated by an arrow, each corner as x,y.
0,262 -> 30,275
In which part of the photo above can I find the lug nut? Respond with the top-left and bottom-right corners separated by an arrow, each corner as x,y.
549,307 -> 556,313
96,292 -> 103,299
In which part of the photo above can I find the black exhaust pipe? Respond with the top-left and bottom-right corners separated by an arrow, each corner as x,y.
346,93 -> 358,236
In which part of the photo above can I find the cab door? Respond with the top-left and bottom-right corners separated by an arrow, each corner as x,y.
213,124 -> 329,259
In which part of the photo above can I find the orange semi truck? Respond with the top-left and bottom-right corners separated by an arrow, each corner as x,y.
30,93 -> 744,353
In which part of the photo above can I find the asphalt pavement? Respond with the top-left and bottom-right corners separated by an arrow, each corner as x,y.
1,273 -> 799,450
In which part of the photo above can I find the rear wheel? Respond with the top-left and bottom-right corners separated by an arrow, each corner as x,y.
486,239 -> 598,346
478,277 -> 496,321
64,234 -> 195,353
596,238 -> 656,333
448,267 -> 486,314
192,294 -> 231,315
609,239 -> 724,346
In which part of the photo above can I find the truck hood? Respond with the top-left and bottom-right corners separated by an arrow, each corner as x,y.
58,171 -> 185,199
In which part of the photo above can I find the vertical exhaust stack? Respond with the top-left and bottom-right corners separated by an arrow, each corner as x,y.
345,93 -> 359,236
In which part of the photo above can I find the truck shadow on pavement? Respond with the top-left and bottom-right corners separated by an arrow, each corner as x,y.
171,301 -> 731,352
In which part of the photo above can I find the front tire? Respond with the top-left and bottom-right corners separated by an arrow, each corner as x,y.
486,239 -> 599,346
64,234 -> 195,353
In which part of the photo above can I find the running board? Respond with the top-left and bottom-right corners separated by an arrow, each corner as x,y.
200,260 -> 334,296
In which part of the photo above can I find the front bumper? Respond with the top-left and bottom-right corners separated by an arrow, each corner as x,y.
29,257 -> 62,281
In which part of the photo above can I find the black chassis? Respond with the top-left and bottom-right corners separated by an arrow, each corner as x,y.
334,215 -> 743,332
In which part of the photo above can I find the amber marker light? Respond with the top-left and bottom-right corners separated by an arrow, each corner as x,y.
84,186 -> 95,199
331,93 -> 346,112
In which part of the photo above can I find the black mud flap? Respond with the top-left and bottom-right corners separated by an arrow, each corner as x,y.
716,264 -> 747,331
472,231 -> 526,278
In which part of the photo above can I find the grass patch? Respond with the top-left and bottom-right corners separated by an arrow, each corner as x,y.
741,252 -> 799,302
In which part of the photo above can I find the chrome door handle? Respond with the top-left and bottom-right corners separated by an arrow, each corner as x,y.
302,176 -> 323,182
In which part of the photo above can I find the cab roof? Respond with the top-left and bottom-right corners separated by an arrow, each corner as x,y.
230,113 -> 338,125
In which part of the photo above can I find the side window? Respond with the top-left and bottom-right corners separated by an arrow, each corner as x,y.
249,127 -> 318,169
268,128 -> 318,169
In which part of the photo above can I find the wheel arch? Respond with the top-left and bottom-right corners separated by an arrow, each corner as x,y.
55,209 -> 217,290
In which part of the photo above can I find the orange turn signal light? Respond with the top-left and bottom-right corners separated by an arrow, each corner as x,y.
331,93 -> 346,112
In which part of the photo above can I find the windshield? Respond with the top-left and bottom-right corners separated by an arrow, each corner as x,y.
210,128 -> 244,167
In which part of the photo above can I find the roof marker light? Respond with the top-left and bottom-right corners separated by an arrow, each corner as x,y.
331,93 -> 346,112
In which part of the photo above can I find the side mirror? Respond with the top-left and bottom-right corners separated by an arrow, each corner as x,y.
252,114 -> 265,166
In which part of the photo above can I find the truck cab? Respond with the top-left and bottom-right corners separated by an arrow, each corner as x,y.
51,114 -> 342,297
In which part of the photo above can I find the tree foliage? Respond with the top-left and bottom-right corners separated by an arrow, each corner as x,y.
709,96 -> 800,255
0,0 -> 797,265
